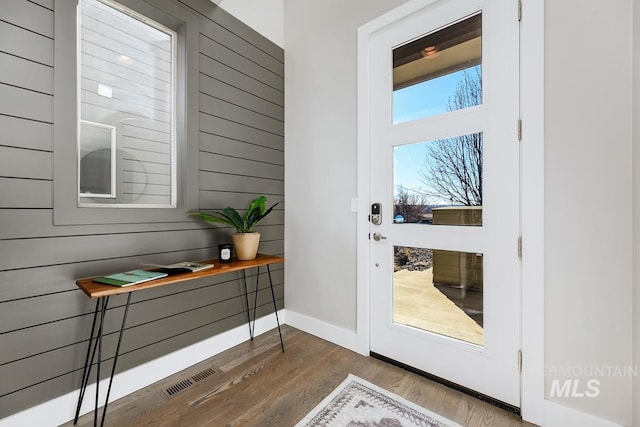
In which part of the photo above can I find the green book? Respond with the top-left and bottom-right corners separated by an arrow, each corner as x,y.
94,269 -> 168,287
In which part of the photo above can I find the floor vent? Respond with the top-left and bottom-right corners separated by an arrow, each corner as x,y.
163,368 -> 217,398
165,379 -> 194,397
192,368 -> 216,382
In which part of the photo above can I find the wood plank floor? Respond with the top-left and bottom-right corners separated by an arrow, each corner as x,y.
68,326 -> 535,427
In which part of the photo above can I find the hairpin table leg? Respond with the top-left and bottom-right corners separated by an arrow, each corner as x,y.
94,297 -> 109,426
74,299 -> 100,425
250,266 -> 260,339
241,269 -> 253,339
99,293 -> 132,427
266,265 -> 284,352
73,293 -> 133,427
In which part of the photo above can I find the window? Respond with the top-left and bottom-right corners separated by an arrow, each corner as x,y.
54,0 -> 199,224
392,13 -> 482,124
393,132 -> 483,226
391,14 -> 484,226
78,0 -> 177,207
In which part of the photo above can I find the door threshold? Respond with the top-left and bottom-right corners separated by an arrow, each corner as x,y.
370,351 -> 521,416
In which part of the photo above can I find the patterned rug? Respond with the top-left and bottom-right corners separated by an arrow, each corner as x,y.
296,374 -> 461,427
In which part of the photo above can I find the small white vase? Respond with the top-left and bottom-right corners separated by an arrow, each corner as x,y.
232,232 -> 260,260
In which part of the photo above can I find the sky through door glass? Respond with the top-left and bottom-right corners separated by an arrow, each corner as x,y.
392,13 -> 482,124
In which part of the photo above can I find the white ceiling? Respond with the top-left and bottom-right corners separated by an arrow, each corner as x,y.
215,0 -> 284,48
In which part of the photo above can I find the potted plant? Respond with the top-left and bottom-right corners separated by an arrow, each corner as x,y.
189,195 -> 278,260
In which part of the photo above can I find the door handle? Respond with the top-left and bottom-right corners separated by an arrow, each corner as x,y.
372,232 -> 387,241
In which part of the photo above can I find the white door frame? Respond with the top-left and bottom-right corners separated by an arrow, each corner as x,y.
355,0 -> 545,424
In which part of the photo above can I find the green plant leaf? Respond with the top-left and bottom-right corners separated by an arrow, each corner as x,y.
244,206 -> 263,231
250,202 -> 278,231
188,211 -> 234,226
220,207 -> 246,232
244,196 -> 265,227
247,195 -> 267,215
189,196 -> 278,233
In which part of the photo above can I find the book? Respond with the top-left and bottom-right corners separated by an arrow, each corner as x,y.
93,270 -> 168,287
140,261 -> 214,273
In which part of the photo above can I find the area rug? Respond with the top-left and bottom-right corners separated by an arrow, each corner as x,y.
295,374 -> 461,427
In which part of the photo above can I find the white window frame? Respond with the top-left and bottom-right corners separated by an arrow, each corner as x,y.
77,0 -> 179,208
53,0 -> 200,225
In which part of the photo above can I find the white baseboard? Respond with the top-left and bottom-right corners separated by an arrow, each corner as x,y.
544,399 -> 624,427
0,310 -> 285,427
284,309 -> 360,354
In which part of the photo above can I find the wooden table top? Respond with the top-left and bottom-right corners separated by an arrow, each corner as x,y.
76,254 -> 285,299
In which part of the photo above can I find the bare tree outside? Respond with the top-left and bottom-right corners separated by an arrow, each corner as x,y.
419,67 -> 483,206
394,186 -> 429,223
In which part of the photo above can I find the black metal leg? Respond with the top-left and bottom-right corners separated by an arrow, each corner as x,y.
94,297 -> 109,427
74,294 -> 134,427
250,267 -> 260,339
100,293 -> 132,427
266,265 -> 284,352
241,269 -> 253,339
74,300 -> 100,425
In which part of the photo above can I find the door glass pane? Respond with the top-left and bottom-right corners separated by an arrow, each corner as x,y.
393,132 -> 483,225
392,13 -> 482,124
393,246 -> 483,345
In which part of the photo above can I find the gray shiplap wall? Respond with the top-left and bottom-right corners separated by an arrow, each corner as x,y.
0,0 -> 284,418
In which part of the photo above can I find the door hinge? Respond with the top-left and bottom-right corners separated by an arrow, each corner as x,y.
518,350 -> 523,372
517,236 -> 522,258
517,119 -> 522,141
518,0 -> 522,21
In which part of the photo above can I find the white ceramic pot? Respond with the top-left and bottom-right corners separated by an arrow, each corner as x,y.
232,232 -> 260,260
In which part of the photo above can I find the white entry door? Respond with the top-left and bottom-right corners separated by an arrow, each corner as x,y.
365,0 -> 521,407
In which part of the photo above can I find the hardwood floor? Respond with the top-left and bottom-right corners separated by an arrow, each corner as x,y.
68,326 -> 535,427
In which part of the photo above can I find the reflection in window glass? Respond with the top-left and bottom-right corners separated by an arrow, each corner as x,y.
393,132 -> 483,226
80,121 -> 115,197
393,246 -> 483,346
392,13 -> 482,124
79,0 -> 176,207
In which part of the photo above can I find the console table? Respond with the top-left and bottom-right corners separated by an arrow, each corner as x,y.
73,254 -> 284,426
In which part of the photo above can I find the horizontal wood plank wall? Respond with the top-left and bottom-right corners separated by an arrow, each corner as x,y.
0,0 -> 284,419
